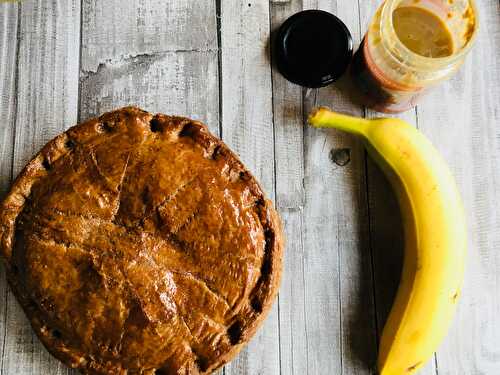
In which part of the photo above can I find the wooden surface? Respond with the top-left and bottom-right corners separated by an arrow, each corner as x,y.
0,0 -> 499,374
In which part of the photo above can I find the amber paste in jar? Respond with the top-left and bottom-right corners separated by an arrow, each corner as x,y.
351,1 -> 474,113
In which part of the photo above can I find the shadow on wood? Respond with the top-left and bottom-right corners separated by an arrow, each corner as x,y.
365,155 -> 405,364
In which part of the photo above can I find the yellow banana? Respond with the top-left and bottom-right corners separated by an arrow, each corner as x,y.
308,107 -> 466,375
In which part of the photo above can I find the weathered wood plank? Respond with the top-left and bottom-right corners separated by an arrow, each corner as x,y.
1,0 -> 81,374
81,0 -> 217,73
219,1 -> 280,375
0,4 -> 18,375
12,0 -> 81,175
218,1 -> 275,197
269,1 -> 307,374
80,0 -> 219,135
330,3 -> 382,373
0,0 -> 17,198
276,209 -> 307,375
416,0 -> 500,372
270,0 -> 304,211
79,51 -> 219,135
299,1 -> 378,374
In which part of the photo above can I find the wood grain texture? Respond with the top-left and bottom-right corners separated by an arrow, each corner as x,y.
268,0 -> 303,205
80,0 -> 219,134
415,1 -> 500,373
270,0 -> 304,211
81,0 -> 217,73
0,2 -> 17,197
299,1 -> 378,374
79,51 -> 219,134
1,0 -> 81,374
219,1 -> 280,375
0,4 -> 18,375
269,2 -> 308,375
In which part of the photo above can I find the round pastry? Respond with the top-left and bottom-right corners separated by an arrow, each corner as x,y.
0,107 -> 283,374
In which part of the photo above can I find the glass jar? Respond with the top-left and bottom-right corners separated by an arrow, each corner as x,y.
351,0 -> 478,113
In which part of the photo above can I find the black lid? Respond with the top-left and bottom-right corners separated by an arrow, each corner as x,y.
274,10 -> 353,88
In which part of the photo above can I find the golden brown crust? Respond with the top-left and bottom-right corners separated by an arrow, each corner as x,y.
0,107 -> 283,375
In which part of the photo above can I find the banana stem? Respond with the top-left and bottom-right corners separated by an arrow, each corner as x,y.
308,107 -> 370,137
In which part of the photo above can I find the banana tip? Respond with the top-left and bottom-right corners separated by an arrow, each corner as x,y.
308,106 -> 331,127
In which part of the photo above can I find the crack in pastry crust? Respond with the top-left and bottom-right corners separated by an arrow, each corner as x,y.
0,107 -> 283,375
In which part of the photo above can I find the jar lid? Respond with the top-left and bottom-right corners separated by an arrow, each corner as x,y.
274,10 -> 353,88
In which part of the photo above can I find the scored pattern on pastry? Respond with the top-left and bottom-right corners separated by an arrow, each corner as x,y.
0,107 -> 283,375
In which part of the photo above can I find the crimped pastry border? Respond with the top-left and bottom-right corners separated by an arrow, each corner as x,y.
0,107 -> 284,374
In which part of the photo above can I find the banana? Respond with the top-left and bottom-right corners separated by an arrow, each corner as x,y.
308,107 -> 467,375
